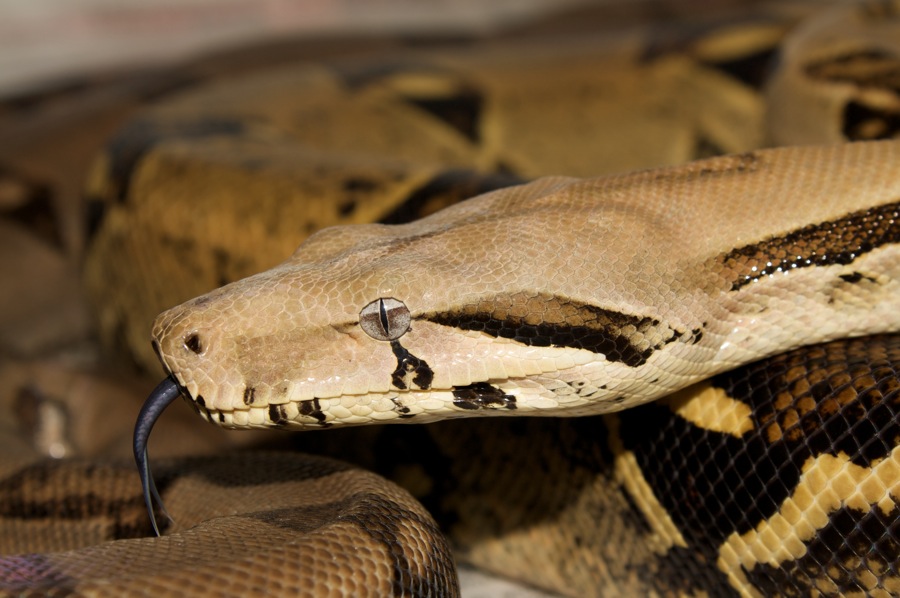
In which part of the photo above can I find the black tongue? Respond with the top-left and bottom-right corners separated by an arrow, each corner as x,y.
133,377 -> 182,536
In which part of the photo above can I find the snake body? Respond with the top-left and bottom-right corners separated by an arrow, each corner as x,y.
1,1 -> 900,596
140,140 -> 900,597
343,335 -> 900,596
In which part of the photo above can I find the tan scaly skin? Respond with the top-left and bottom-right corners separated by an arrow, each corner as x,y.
148,142 -> 900,433
131,141 -> 900,591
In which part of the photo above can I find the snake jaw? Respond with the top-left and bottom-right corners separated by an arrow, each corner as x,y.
133,377 -> 183,536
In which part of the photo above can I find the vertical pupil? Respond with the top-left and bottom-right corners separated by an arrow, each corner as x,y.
378,298 -> 390,333
359,298 -> 409,341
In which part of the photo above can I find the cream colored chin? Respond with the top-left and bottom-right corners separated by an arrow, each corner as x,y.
191,387 -> 579,431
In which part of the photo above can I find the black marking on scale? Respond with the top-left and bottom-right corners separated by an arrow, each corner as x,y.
390,341 -> 434,390
298,398 -> 330,427
452,382 -> 516,410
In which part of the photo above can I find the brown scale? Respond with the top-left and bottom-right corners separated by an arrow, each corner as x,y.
421,291 -> 685,367
715,200 -> 900,291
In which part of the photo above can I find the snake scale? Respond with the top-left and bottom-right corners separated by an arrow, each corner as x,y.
1,1 -> 900,596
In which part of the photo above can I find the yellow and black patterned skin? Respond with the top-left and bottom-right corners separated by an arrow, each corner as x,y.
617,335 -> 900,596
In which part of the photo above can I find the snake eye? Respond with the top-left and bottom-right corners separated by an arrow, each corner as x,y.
359,298 -> 410,341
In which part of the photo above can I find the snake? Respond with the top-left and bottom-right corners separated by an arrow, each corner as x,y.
2,1 -> 900,596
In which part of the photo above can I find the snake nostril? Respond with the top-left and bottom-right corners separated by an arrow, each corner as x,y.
184,332 -> 204,355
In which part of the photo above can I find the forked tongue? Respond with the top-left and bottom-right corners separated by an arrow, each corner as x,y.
133,377 -> 182,536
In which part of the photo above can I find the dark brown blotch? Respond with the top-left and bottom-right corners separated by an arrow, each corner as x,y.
390,398 -> 415,419
452,383 -> 516,410
715,200 -> 899,291
406,87 -> 484,143
378,169 -> 524,225
422,292 -> 687,368
298,398 -> 329,426
268,404 -> 289,426
0,169 -> 63,249
105,117 -> 248,203
838,271 -> 877,284
390,341 -> 434,390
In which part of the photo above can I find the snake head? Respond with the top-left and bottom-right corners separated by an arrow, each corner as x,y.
148,175 -> 690,431
148,142 -> 900,434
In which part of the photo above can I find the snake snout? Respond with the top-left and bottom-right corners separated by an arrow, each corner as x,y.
151,292 -> 226,364
150,296 -> 254,417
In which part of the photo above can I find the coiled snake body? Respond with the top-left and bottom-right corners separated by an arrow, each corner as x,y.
2,1 -> 900,596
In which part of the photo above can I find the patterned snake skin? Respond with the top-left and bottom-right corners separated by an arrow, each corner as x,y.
1,1 -> 899,597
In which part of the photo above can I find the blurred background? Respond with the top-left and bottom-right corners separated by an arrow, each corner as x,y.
4,2 -> 874,596
0,0 -> 592,96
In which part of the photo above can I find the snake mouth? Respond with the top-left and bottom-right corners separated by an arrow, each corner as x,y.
133,376 -> 184,536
